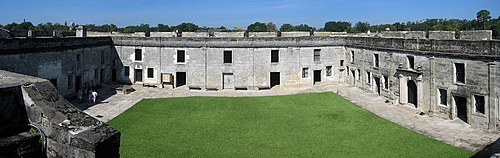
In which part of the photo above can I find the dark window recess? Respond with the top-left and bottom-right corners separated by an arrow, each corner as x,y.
177,50 -> 185,63
314,49 -> 321,61
135,49 -> 142,61
67,75 -> 72,87
147,68 -> 154,78
374,54 -> 379,67
407,56 -> 414,69
351,51 -> 355,62
101,51 -> 105,64
302,68 -> 308,78
439,89 -> 447,105
76,54 -> 81,68
383,76 -> 389,89
271,50 -> 279,63
224,51 -> 232,63
326,66 -> 332,76
340,60 -> 344,66
124,66 -> 130,76
455,63 -> 465,83
94,69 -> 98,80
474,95 -> 485,114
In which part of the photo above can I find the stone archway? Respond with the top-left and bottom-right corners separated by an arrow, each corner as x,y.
407,80 -> 417,108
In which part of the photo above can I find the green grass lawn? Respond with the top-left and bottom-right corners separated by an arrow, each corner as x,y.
109,92 -> 474,158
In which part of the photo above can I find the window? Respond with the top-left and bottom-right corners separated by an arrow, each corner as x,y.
474,95 -> 485,114
366,72 -> 371,84
124,66 -> 130,76
326,66 -> 332,76
455,63 -> 465,84
76,54 -> 81,68
374,54 -> 379,67
224,50 -> 232,63
351,51 -> 355,63
340,60 -> 344,67
383,75 -> 389,89
314,49 -> 321,61
147,68 -> 154,78
112,59 -> 116,67
67,75 -> 72,87
302,68 -> 309,78
101,51 -> 105,64
271,50 -> 279,63
439,89 -> 447,106
407,56 -> 414,69
177,50 -> 185,63
135,49 -> 142,61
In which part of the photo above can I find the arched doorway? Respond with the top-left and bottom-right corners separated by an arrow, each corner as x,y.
407,80 -> 417,108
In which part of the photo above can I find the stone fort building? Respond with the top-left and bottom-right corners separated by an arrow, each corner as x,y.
0,28 -> 498,157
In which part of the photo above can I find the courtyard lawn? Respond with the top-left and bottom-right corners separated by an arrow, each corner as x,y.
109,92 -> 474,158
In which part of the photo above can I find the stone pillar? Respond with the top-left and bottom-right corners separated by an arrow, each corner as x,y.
399,74 -> 407,104
416,75 -> 423,110
76,26 -> 87,37
27,30 -> 33,38
488,62 -> 497,130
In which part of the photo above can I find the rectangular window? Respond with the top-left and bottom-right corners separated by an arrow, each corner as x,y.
366,72 -> 371,84
407,56 -> 414,69
177,50 -> 185,63
124,66 -> 130,76
326,66 -> 332,76
224,50 -> 232,63
439,89 -> 447,106
147,68 -> 154,78
135,49 -> 142,61
302,68 -> 309,78
474,95 -> 485,114
383,75 -> 389,89
455,63 -> 465,84
351,50 -> 355,63
101,51 -> 105,64
271,50 -> 279,63
374,54 -> 379,67
314,49 -> 321,62
340,60 -> 344,66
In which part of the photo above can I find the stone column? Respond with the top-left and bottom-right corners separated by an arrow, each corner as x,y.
416,75 -> 423,110
488,62 -> 497,130
399,74 -> 407,104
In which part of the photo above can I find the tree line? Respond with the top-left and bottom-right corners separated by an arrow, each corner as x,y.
1,10 -> 499,38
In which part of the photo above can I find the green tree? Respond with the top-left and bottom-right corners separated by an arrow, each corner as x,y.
173,23 -> 199,32
247,22 -> 268,32
353,21 -> 370,33
279,24 -> 294,31
477,10 -> 491,29
294,24 -> 315,31
266,22 -> 277,31
324,21 -> 351,32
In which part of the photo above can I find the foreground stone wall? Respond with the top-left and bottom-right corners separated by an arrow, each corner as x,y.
429,31 -> 456,40
460,30 -> 493,40
380,31 -> 426,39
0,70 -> 120,157
0,37 -> 118,97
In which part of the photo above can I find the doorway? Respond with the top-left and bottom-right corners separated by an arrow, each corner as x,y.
134,69 -> 143,83
407,80 -> 417,108
313,70 -> 321,84
176,72 -> 186,87
454,96 -> 468,123
100,69 -> 105,84
374,77 -> 381,95
223,73 -> 234,89
112,69 -> 117,81
351,70 -> 356,85
270,72 -> 280,88
75,76 -> 82,92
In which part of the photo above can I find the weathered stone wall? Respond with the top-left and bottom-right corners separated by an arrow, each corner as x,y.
429,31 -> 456,40
0,38 -> 118,97
213,32 -> 244,37
313,32 -> 347,37
460,30 -> 493,40
380,31 -> 426,39
0,70 -> 120,157
87,31 -> 146,37
182,32 -> 209,37
248,32 -> 277,37
150,32 -> 177,37
281,32 -> 310,37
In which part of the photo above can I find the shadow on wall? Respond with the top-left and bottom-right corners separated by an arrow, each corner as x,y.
472,137 -> 500,158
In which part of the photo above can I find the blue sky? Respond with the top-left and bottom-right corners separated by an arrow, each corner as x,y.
1,0 -> 499,28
